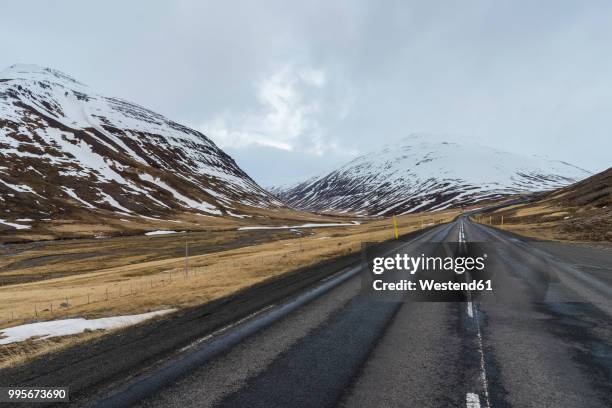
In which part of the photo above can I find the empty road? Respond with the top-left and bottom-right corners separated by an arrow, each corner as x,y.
95,215 -> 612,408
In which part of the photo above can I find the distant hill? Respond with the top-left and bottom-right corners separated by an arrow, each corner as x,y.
275,134 -> 590,216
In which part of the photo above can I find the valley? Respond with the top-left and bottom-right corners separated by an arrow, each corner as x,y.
0,63 -> 609,408
0,209 -> 458,367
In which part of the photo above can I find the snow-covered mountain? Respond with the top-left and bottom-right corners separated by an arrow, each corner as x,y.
0,64 -> 282,229
275,135 -> 590,216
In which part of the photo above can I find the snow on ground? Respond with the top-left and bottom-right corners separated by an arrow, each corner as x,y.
96,190 -> 132,213
144,230 -> 183,236
0,219 -> 31,230
138,173 -> 223,216
0,178 -> 38,194
62,187 -> 96,209
0,309 -> 175,345
140,215 -> 161,221
227,210 -> 250,218
238,221 -> 360,231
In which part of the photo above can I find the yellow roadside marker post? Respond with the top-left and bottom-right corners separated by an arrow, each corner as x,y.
393,215 -> 399,239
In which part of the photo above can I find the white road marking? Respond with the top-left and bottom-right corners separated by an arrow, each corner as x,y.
466,392 -> 481,408
178,304 -> 276,353
474,312 -> 492,408
464,219 -> 491,408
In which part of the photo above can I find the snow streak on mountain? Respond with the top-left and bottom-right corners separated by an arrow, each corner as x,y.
275,135 -> 590,216
0,64 -> 282,229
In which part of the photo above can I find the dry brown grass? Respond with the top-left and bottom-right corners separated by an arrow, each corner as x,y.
0,204 -> 354,243
477,169 -> 612,242
0,329 -> 110,368
0,210 -> 458,367
472,202 -> 611,243
0,228 -> 299,285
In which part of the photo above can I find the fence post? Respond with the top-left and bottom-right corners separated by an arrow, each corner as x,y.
185,240 -> 189,279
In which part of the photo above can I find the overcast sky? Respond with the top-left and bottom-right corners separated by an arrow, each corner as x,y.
2,1 -> 611,186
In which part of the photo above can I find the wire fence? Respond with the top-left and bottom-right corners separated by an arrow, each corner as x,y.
0,241 -> 358,328
0,218 -> 454,328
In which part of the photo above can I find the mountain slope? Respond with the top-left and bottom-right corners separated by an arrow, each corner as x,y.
489,167 -> 611,242
0,64 -> 283,234
276,135 -> 590,216
540,167 -> 612,208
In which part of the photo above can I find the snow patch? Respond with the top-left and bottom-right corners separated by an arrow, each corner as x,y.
138,174 -> 222,215
62,187 -> 96,209
0,309 -> 175,345
238,221 -> 360,231
145,230 -> 183,236
0,219 -> 31,230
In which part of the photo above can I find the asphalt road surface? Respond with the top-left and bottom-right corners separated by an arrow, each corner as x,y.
2,215 -> 611,407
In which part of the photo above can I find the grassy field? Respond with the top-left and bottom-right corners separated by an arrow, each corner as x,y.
0,210 -> 458,367
482,210 -> 611,242
0,204 -> 356,243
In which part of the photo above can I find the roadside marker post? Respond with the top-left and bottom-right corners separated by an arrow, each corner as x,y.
392,215 -> 399,239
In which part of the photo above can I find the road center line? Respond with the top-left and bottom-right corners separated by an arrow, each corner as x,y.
474,311 -> 492,408
464,219 -> 492,408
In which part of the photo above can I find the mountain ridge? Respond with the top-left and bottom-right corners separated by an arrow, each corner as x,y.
0,64 -> 283,235
274,135 -> 590,216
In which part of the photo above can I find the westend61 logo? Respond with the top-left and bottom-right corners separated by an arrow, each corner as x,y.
361,242 -> 495,301
372,253 -> 488,275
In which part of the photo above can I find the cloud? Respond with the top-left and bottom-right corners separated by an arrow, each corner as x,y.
2,0 -> 611,186
200,65 -> 344,155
